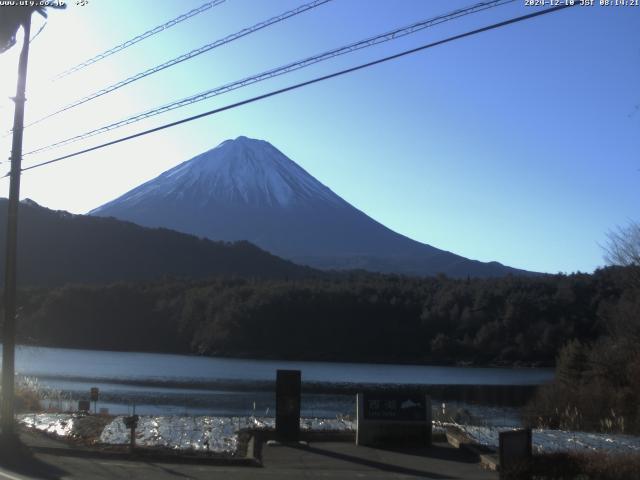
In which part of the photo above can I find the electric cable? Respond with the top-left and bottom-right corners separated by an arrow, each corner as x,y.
21,0 -> 333,131
52,0 -> 226,80
15,3 -> 576,176
22,0 -> 515,157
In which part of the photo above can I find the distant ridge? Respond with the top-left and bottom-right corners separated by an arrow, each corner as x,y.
91,136 -> 533,278
0,198 -> 315,286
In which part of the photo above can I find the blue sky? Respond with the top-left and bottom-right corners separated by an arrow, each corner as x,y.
0,0 -> 638,274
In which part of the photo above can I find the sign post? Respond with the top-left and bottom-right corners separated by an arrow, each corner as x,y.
90,387 -> 99,414
275,369 -> 301,442
356,392 -> 432,447
123,415 -> 139,452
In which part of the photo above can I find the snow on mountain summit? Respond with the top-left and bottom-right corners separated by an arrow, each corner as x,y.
91,136 -> 529,278
106,136 -> 342,210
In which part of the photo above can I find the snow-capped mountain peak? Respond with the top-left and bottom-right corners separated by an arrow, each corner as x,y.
108,136 -> 342,210
91,136 -> 528,278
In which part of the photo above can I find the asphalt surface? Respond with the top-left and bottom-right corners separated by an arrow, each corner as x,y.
0,430 -> 498,480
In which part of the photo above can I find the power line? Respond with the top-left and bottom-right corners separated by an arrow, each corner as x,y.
52,0 -> 226,80
22,0 -> 515,158
29,21 -> 48,45
21,0 -> 333,131
16,3 -> 576,176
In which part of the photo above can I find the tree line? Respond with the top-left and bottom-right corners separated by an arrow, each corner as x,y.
6,266 -> 636,368
7,265 -> 640,432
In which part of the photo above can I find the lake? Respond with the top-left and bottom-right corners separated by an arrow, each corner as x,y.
6,345 -> 553,420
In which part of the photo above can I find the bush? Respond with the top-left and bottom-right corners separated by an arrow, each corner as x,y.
525,288 -> 640,435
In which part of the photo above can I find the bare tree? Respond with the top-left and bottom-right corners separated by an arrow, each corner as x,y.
603,221 -> 640,267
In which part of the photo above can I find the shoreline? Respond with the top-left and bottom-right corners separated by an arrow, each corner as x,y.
10,342 -> 555,369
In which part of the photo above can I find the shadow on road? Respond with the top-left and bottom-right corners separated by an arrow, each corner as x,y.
143,461 -> 196,479
286,443 -> 456,479
0,434 -> 69,480
377,443 -> 480,463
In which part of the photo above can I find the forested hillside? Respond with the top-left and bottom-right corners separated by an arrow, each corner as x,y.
0,199 -> 316,285
10,266 -> 637,367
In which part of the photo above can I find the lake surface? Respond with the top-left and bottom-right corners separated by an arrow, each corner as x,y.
5,345 -> 553,419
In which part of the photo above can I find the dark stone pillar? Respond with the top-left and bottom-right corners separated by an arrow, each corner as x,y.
276,369 -> 301,442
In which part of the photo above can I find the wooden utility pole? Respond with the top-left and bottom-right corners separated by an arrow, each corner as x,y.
1,11 -> 31,436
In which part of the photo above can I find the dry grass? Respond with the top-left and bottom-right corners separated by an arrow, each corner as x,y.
15,386 -> 43,413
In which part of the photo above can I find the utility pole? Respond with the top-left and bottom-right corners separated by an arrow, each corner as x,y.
1,11 -> 31,436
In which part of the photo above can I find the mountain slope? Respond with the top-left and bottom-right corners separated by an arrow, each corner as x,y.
91,136 -> 531,278
0,199 -> 315,286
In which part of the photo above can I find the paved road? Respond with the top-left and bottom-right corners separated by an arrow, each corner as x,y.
0,431 -> 497,480
259,441 -> 498,479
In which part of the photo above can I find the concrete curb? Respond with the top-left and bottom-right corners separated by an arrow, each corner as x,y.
247,428 -> 357,464
23,428 -> 360,468
445,427 -> 500,471
20,429 -> 262,467
28,443 -> 262,467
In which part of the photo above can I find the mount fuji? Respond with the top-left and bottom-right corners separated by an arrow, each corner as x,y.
90,136 -> 528,277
